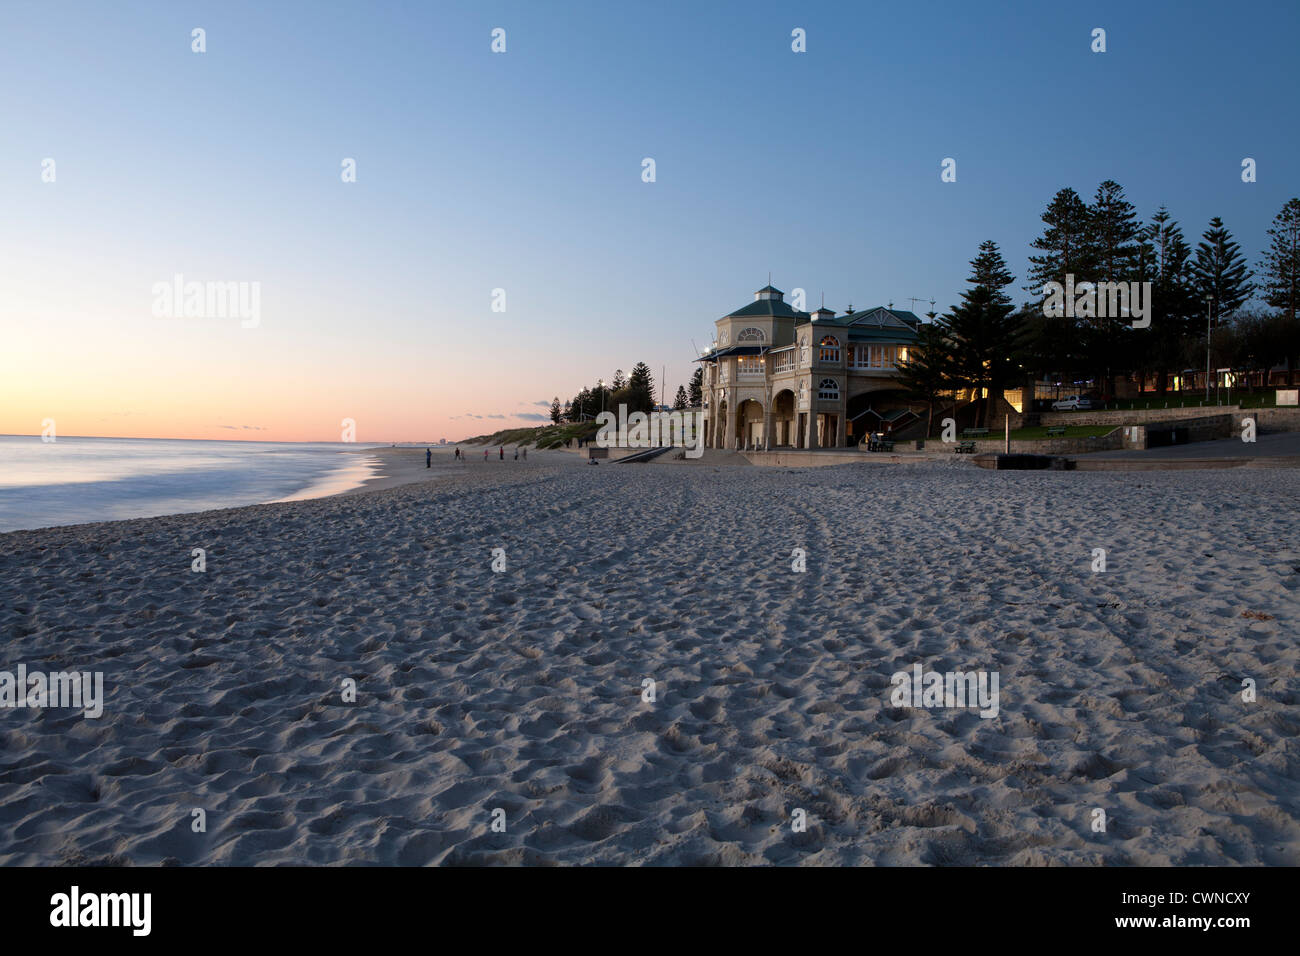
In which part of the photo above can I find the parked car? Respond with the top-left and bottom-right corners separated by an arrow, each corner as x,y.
1051,395 -> 1095,411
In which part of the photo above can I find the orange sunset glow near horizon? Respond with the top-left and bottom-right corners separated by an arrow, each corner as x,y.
0,249 -> 686,444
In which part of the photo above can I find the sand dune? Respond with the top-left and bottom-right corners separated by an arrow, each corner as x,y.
1,456 -> 1297,865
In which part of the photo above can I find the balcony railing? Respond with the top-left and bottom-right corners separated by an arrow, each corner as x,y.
848,345 -> 908,370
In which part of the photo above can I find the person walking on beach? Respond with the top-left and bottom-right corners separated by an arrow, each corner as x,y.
514,447 -> 518,461
426,448 -> 432,468
499,446 -> 504,460
483,449 -> 488,461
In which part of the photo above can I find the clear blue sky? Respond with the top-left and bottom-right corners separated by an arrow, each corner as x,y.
2,0 -> 1296,440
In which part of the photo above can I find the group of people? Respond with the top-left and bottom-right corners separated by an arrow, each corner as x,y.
430,445 -> 527,466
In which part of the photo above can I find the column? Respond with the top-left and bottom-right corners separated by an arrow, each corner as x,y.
835,411 -> 846,448
724,395 -> 737,451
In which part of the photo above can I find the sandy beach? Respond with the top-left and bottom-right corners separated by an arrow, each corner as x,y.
1,453 -> 1297,865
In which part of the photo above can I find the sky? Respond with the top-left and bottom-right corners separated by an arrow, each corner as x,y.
1,0 -> 1297,442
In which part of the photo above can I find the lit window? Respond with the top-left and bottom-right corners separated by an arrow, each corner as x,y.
867,345 -> 901,368
819,335 -> 840,363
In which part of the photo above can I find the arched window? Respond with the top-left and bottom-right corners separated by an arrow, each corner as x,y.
818,378 -> 840,401
819,335 -> 840,363
737,327 -> 765,343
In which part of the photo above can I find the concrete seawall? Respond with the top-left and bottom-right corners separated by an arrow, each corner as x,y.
965,430 -> 1127,455
1039,404 -> 1300,432
740,449 -> 958,467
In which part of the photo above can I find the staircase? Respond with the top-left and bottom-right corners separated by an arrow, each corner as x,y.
614,446 -> 674,463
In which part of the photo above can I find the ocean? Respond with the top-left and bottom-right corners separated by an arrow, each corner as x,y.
0,436 -> 383,532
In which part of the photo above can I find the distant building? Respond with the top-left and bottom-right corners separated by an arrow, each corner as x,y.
439,438 -> 447,445
696,285 -> 922,449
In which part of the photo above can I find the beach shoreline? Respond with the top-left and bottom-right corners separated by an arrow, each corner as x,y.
343,445 -> 583,496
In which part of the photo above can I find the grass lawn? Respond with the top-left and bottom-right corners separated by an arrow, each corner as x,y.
1085,390 -> 1285,412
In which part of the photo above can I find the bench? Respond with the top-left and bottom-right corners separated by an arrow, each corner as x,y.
955,441 -> 977,454
1045,426 -> 1066,437
961,428 -> 990,438
868,439 -> 895,453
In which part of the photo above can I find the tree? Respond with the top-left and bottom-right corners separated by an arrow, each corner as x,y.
1022,191 -> 1092,386
1085,180 -> 1142,396
689,366 -> 703,406
1229,308 -> 1283,391
570,386 -> 595,421
971,239 -> 1014,289
1088,180 -> 1141,283
1025,187 -> 1094,297
610,369 -> 627,391
625,362 -> 655,414
1261,198 -> 1300,321
939,240 -> 1027,427
1193,216 -> 1255,318
549,396 -> 562,424
588,381 -> 610,417
1139,206 -> 1199,395
894,320 -> 955,438
673,385 -> 688,410
1260,198 -> 1300,383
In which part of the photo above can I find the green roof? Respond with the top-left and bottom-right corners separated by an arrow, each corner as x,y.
724,299 -> 809,320
835,307 -> 922,343
844,306 -> 922,327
